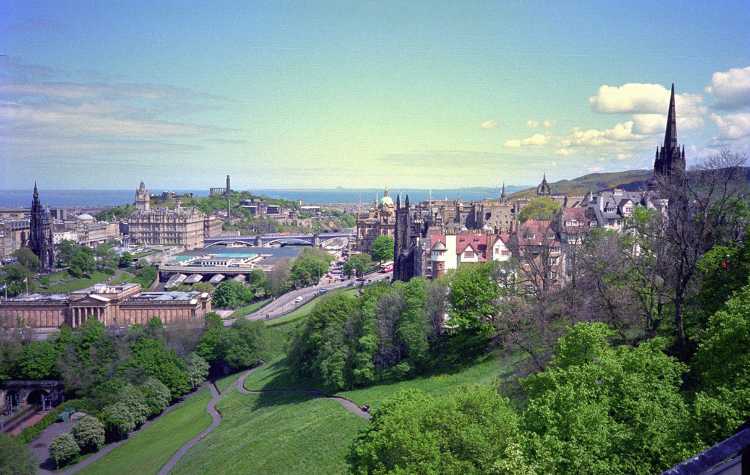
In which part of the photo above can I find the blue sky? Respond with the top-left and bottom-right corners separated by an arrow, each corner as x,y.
1,0 -> 749,190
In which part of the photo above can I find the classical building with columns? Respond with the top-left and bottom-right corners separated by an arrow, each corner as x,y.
0,283 -> 211,329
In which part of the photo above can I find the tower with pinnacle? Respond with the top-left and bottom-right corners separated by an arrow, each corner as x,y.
135,181 -> 150,211
653,84 -> 686,181
29,183 -> 55,271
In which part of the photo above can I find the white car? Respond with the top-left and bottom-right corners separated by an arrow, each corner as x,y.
294,296 -> 303,304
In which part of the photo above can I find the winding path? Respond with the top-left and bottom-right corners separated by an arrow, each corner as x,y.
157,383 -> 222,475
235,368 -> 371,420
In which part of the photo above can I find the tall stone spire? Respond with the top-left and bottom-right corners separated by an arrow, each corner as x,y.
500,182 -> 507,201
663,83 -> 678,152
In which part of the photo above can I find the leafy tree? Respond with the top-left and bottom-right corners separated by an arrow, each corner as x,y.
349,387 -> 532,474
118,384 -> 150,426
95,243 -> 119,273
221,320 -> 267,370
49,433 -> 80,468
518,197 -> 561,223
193,282 -> 215,294
370,235 -> 394,263
196,313 -> 224,364
118,251 -> 135,268
69,247 -> 96,277
72,415 -> 105,453
344,254 -> 372,278
448,262 -> 500,336
289,248 -> 333,287
1,263 -> 34,297
139,377 -> 172,415
521,323 -> 699,474
16,340 -> 59,379
57,240 -> 78,267
185,353 -> 209,389
269,258 -> 292,296
56,320 -> 119,397
692,282 -> 750,442
13,247 -> 40,272
213,280 -> 252,308
0,433 -> 36,475
124,338 -> 190,396
100,402 -> 136,440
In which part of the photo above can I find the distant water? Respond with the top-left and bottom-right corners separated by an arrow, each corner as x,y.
0,187 -> 521,208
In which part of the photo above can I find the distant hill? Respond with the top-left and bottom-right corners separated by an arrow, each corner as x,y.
512,169 -> 654,198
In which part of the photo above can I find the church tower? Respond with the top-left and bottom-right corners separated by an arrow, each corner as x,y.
29,183 -> 55,271
653,84 -> 686,181
135,181 -> 150,211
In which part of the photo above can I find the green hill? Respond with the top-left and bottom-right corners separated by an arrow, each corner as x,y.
512,169 -> 653,198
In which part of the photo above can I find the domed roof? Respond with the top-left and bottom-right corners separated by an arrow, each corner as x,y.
432,241 -> 447,251
76,213 -> 95,221
380,195 -> 394,207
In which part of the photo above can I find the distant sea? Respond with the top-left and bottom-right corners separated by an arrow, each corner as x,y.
0,186 -> 522,208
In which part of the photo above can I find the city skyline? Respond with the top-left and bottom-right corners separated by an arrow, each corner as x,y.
2,0 -> 750,190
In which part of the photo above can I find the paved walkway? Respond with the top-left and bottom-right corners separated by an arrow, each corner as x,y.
157,382 -> 222,475
235,367 -> 371,420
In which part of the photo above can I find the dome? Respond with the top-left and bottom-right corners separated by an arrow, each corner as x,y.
76,213 -> 95,221
380,195 -> 394,208
432,241 -> 447,251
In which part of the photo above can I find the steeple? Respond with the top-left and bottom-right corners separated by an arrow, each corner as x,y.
33,181 -> 39,203
396,194 -> 401,209
663,83 -> 677,152
500,182 -> 507,201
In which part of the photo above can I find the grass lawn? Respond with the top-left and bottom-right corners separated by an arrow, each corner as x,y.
172,370 -> 366,475
36,271 -> 113,293
78,387 -> 212,475
229,298 -> 272,318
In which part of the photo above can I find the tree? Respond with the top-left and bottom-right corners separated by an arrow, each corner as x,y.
344,254 -> 372,278
0,433 -> 36,475
185,353 -> 209,389
69,247 -> 96,277
193,282 -> 215,294
13,247 -> 40,272
1,263 -> 33,297
123,338 -> 190,396
100,402 -> 136,440
349,387 -> 532,474
16,340 -> 59,379
692,282 -> 750,442
518,197 -> 561,223
72,415 -> 105,453
139,377 -> 172,416
520,323 -> 699,474
290,248 -> 333,288
118,384 -> 150,426
57,240 -> 78,267
448,262 -> 500,336
269,258 -> 292,296
213,280 -> 252,308
49,433 -> 80,468
221,320 -> 266,370
118,251 -> 134,268
95,243 -> 118,273
370,235 -> 394,263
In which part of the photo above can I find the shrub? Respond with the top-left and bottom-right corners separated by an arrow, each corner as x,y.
72,415 -> 105,453
0,433 -> 36,474
186,353 -> 209,389
49,433 -> 80,468
18,399 -> 95,444
118,384 -> 150,426
140,377 -> 171,416
100,402 -> 136,440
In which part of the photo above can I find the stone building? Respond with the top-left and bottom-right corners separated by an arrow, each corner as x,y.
129,206 -> 206,249
135,181 -> 151,212
355,189 -> 397,253
0,220 -> 29,260
0,283 -> 211,329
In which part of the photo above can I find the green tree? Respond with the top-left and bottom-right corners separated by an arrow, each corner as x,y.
370,235 -> 394,263
221,320 -> 267,370
193,282 -> 215,294
49,433 -> 80,468
518,196 -> 561,223
344,254 -> 372,278
0,433 -> 36,475
1,263 -> 33,297
185,353 -> 209,389
57,240 -> 78,267
100,402 -> 136,440
693,282 -> 750,442
118,251 -> 134,268
16,340 -> 59,379
95,243 -> 118,273
72,415 -> 105,453
521,323 -> 698,474
13,247 -> 40,272
448,262 -> 500,336
349,387 -> 532,474
213,280 -> 252,308
123,338 -> 190,396
69,247 -> 96,277
118,384 -> 150,426
196,313 -> 224,364
139,377 -> 172,416
290,248 -> 333,287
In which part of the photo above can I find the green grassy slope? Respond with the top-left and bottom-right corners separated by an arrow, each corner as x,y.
79,388 -> 212,475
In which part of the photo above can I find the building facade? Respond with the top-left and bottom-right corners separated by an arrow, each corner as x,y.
129,206 -> 206,249
355,189 -> 397,253
0,283 -> 211,329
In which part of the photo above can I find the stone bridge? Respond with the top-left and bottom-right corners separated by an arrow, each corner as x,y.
1,380 -> 64,415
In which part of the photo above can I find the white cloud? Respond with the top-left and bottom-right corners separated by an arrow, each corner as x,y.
710,112 -> 750,140
560,121 -> 643,148
589,83 -> 705,117
555,148 -> 573,156
526,119 -> 539,128
543,120 -> 555,128
504,133 -> 549,148
632,113 -> 704,134
480,119 -> 499,129
706,66 -> 750,109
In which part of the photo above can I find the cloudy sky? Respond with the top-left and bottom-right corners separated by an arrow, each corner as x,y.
1,0 -> 749,190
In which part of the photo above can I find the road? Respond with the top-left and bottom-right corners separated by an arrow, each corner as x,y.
223,271 -> 392,326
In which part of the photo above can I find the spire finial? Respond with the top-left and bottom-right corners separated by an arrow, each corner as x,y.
664,83 -> 677,151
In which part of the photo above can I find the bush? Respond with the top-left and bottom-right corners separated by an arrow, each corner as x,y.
185,353 -> 209,389
0,433 -> 36,475
18,399 -> 95,444
118,384 -> 150,426
140,377 -> 171,416
72,415 -> 105,453
100,402 -> 136,440
49,433 -> 80,468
